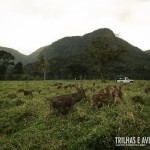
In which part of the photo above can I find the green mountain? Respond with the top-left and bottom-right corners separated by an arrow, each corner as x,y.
0,46 -> 28,64
38,28 -> 149,61
115,38 -> 150,66
0,46 -> 47,64
35,28 -> 150,79
27,46 -> 47,63
1,28 -> 150,79
38,28 -> 150,67
39,28 -> 115,59
145,50 -> 150,55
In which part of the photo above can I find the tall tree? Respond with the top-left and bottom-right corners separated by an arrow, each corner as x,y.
13,62 -> 23,74
87,35 -> 126,82
0,51 -> 15,80
39,55 -> 49,80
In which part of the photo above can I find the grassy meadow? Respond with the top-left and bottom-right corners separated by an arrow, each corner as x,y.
0,80 -> 150,150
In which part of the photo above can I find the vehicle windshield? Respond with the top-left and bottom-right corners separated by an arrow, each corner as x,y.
117,77 -> 125,80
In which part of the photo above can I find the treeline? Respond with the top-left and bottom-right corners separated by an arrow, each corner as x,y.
0,51 -> 149,81
0,51 -> 24,80
25,60 -> 150,80
24,36 -> 150,81
0,36 -> 150,81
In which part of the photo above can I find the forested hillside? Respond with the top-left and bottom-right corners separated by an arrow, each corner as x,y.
30,28 -> 150,80
0,28 -> 150,80
145,50 -> 150,55
0,47 -> 28,64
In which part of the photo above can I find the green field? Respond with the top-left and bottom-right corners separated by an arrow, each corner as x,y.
0,80 -> 150,150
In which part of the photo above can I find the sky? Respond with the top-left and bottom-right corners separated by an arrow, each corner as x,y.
0,0 -> 150,55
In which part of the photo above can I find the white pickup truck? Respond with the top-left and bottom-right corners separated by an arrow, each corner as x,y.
115,77 -> 134,83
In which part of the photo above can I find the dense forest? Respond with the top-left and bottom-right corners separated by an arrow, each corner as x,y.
0,28 -> 150,80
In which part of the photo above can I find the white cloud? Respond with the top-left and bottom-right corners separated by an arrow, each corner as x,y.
0,0 -> 150,55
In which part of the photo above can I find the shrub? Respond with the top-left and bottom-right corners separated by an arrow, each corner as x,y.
0,108 -> 37,135
131,95 -> 144,104
7,93 -> 17,99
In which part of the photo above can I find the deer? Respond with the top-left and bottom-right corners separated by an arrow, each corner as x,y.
17,89 -> 24,92
63,84 -> 76,90
110,86 -> 123,105
57,85 -> 62,89
52,82 -> 62,87
92,92 -> 103,108
92,86 -> 110,108
50,85 -> 86,115
17,88 -> 33,96
69,84 -> 76,89
23,90 -> 33,97
144,87 -> 150,94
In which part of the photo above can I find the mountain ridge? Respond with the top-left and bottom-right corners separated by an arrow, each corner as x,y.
145,50 -> 150,55
0,46 -> 28,64
0,28 -> 150,67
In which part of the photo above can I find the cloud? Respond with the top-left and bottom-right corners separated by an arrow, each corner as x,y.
0,0 -> 150,54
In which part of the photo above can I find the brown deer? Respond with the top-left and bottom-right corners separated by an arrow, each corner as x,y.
57,85 -> 62,89
51,82 -> 62,87
63,84 -> 76,90
92,86 -> 110,108
144,87 -> 150,94
23,90 -> 33,97
92,92 -> 103,108
110,86 -> 123,105
50,86 -> 86,115
17,89 -> 24,92
69,84 -> 76,89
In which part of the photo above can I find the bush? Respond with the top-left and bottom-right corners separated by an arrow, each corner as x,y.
0,108 -> 37,135
131,95 -> 144,104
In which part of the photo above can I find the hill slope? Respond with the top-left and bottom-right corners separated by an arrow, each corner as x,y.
39,28 -> 116,59
38,28 -> 150,67
27,46 -> 47,63
1,28 -> 150,71
0,46 -> 28,64
0,46 -> 47,64
145,50 -> 150,55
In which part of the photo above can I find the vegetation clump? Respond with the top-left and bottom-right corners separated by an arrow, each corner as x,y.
7,93 -> 17,99
131,95 -> 144,104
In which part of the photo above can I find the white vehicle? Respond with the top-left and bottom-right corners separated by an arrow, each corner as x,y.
115,77 -> 134,83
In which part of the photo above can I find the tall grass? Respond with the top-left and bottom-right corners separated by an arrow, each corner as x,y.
0,80 -> 149,150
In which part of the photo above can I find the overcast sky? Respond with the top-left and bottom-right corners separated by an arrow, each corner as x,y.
0,0 -> 150,55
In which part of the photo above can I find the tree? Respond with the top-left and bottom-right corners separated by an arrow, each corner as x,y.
14,62 -> 23,74
0,51 -> 14,64
13,62 -> 24,80
67,63 -> 88,79
0,51 -> 15,80
24,61 -> 41,80
39,55 -> 49,80
87,35 -> 127,82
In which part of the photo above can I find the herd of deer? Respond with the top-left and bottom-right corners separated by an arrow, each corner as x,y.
50,83 -> 123,115
15,81 -> 150,117
17,82 -> 123,116
17,88 -> 41,97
